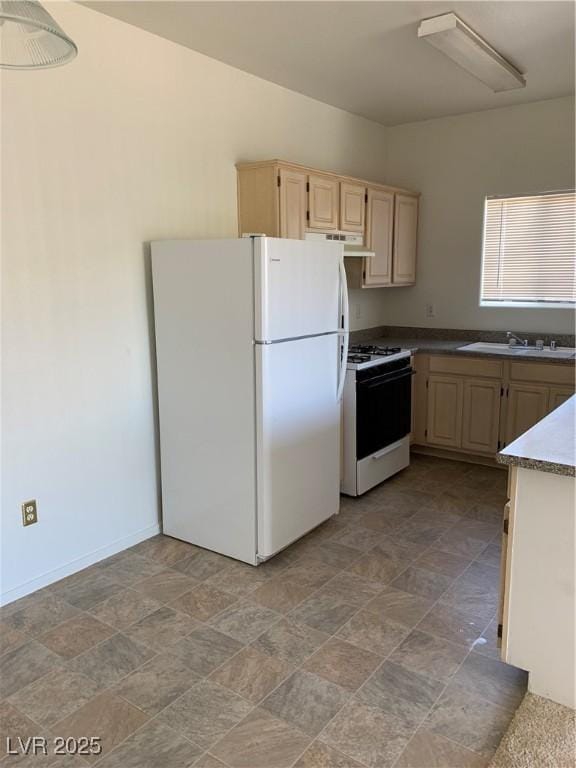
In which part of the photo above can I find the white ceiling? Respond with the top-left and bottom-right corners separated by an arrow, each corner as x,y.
83,1 -> 575,126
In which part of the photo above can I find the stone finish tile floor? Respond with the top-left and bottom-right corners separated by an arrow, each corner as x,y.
0,456 -> 527,767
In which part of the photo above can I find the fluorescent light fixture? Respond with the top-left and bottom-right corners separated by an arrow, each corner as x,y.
418,13 -> 525,92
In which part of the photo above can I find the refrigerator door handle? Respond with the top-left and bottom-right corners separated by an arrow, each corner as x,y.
336,256 -> 349,402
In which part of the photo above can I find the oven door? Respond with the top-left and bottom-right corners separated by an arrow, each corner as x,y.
356,366 -> 413,460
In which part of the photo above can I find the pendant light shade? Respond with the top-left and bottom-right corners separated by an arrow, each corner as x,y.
0,0 -> 77,69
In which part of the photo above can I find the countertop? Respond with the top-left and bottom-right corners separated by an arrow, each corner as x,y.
497,396 -> 575,477
362,336 -> 576,365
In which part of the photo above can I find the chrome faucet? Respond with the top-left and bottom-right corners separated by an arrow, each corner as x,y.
506,331 -> 528,347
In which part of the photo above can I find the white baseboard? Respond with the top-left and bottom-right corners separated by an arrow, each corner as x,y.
0,523 -> 161,607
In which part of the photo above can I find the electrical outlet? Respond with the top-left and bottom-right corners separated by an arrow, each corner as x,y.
425,303 -> 436,319
22,500 -> 38,527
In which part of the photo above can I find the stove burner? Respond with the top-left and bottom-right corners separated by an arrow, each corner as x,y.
348,344 -> 402,357
347,354 -> 372,363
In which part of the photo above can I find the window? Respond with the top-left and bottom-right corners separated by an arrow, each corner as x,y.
480,190 -> 576,308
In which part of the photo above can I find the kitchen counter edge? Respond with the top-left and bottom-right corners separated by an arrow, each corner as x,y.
497,396 -> 576,478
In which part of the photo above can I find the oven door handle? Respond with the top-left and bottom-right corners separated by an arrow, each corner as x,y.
362,369 -> 415,388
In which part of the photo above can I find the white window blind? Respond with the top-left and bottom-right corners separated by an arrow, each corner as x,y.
480,191 -> 576,307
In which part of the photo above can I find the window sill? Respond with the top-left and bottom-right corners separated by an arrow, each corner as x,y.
480,301 -> 576,309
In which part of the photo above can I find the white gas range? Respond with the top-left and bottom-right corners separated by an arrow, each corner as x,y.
341,344 -> 414,496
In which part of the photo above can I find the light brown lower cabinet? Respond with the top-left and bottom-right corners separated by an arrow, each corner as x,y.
461,379 -> 501,454
504,381 -> 573,445
426,374 -> 501,453
426,375 -> 463,448
415,355 -> 575,459
505,383 -> 549,445
548,386 -> 574,411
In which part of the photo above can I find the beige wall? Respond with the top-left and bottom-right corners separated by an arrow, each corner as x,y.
382,96 -> 575,335
1,2 -> 391,602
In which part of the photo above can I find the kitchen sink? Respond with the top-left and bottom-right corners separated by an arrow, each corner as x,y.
458,342 -> 576,359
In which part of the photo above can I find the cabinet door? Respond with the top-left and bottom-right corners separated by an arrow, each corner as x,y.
426,375 -> 463,448
364,189 -> 394,287
340,182 -> 366,233
279,168 -> 307,240
308,174 -> 339,231
392,194 -> 418,285
237,164 -> 280,237
505,383 -> 549,445
461,379 -> 501,454
548,386 -> 574,413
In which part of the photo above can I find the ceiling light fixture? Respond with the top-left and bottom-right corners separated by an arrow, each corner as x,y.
0,0 -> 77,69
418,13 -> 525,92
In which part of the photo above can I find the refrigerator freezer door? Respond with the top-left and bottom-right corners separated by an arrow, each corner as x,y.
256,334 -> 340,559
254,237 -> 342,342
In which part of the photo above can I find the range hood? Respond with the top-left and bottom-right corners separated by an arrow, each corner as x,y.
304,231 -> 375,258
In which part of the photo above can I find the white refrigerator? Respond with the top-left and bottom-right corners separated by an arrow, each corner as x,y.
151,236 -> 349,565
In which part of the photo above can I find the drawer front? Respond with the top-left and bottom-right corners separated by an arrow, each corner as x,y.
429,355 -> 503,379
510,361 -> 575,386
356,437 -> 410,496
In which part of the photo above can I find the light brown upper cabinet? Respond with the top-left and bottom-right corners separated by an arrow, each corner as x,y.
308,174 -> 339,231
236,161 -> 419,288
236,163 -> 279,237
278,168 -> 307,239
364,189 -> 394,286
393,194 -> 418,285
340,182 -> 366,233
348,190 -> 419,289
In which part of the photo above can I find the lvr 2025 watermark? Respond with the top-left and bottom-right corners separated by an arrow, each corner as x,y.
6,736 -> 102,757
